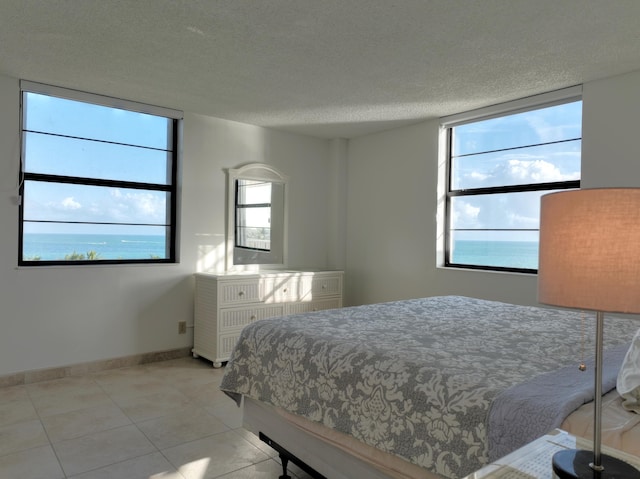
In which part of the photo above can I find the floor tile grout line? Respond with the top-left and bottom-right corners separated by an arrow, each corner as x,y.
45,370 -> 176,479
24,373 -> 161,478
28,374 -> 136,467
81,370 -> 186,477
0,358 -> 268,479
20,380 -> 70,478
75,364 -> 235,477
62,449 -> 166,479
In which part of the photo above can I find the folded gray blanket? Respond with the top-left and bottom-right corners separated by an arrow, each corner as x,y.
488,342 -> 629,461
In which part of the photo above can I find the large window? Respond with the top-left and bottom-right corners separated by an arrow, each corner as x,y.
443,88 -> 582,273
19,81 -> 182,266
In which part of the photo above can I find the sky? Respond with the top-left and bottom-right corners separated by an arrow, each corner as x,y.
450,100 -> 582,242
22,92 -> 582,241
22,92 -> 173,235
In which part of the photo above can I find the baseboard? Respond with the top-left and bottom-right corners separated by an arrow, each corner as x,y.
0,347 -> 192,388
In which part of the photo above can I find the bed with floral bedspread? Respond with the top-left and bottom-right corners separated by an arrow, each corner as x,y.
220,295 -> 638,478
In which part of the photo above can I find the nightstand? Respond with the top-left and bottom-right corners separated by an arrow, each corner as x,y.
465,429 -> 640,478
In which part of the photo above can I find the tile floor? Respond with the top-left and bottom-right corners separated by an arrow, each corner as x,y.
0,357 -> 312,479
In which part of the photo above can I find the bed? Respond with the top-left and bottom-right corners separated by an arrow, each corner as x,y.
219,295 -> 640,478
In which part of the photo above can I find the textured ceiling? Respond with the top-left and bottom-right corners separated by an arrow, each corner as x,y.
2,1 -> 640,139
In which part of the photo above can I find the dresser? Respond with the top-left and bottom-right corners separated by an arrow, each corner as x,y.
193,270 -> 344,367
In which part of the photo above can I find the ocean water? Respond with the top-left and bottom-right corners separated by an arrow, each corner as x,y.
22,235 -> 537,268
451,240 -> 538,270
22,233 -> 167,261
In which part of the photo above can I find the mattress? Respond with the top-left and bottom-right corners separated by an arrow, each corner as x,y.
561,388 -> 640,457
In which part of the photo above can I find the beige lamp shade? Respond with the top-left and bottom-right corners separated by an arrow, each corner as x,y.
538,188 -> 640,314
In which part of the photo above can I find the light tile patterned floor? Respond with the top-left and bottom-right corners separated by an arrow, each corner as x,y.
0,357 -> 312,479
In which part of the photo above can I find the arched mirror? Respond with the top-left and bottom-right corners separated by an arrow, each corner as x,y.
226,163 -> 288,270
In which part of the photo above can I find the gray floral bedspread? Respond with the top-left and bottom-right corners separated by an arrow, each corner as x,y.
220,296 -> 639,478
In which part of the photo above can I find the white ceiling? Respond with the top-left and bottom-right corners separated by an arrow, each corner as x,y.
2,1 -> 640,139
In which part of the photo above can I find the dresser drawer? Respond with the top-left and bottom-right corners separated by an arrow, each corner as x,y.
219,304 -> 285,331
286,298 -> 342,314
311,275 -> 343,297
219,333 -> 242,359
218,279 -> 261,306
261,276 -> 298,303
295,273 -> 343,301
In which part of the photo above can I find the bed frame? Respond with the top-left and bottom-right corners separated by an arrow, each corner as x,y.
258,432 -> 326,479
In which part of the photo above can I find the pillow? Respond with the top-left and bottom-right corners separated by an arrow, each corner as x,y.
617,327 -> 640,413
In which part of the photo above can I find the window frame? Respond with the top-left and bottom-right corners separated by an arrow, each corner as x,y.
441,86 -> 582,274
18,81 -> 182,267
235,179 -> 272,252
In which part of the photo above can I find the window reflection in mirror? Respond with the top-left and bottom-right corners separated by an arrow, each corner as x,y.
235,179 -> 272,251
226,164 -> 288,270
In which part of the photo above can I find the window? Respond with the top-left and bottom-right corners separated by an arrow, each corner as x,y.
442,87 -> 582,273
19,81 -> 182,266
235,179 -> 272,251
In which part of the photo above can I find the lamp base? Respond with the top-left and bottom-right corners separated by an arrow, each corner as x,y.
552,450 -> 640,479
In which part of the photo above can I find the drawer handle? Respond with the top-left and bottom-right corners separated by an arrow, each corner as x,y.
322,285 -> 327,289
250,315 -> 257,321
283,288 -> 288,293
238,291 -> 245,297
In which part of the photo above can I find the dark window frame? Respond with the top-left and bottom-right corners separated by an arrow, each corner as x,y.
234,179 -> 272,252
443,92 -> 582,274
18,82 -> 181,267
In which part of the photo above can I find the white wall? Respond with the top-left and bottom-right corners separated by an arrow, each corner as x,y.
345,69 -> 640,307
3,68 -> 639,376
345,122 -> 440,305
0,73 -> 333,377
581,71 -> 640,188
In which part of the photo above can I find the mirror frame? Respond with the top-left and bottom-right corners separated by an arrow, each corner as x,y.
226,163 -> 289,271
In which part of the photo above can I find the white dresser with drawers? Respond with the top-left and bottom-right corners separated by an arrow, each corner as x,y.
193,270 -> 344,367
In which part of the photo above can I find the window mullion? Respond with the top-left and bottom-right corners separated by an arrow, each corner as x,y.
452,137 -> 582,160
450,180 -> 581,197
23,172 -> 171,192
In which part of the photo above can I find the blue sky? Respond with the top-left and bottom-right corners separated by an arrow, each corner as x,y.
22,92 -> 172,235
450,101 -> 582,242
22,92 -> 581,240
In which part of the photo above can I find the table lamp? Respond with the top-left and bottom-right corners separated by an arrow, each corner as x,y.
537,188 -> 640,478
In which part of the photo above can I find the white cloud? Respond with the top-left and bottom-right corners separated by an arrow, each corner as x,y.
451,200 -> 481,228
508,211 -> 539,228
134,192 -> 165,216
469,171 -> 489,181
506,158 -> 571,183
44,196 -> 81,211
526,116 -> 557,144
458,149 -> 579,190
108,189 -> 166,222
60,197 -> 81,209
